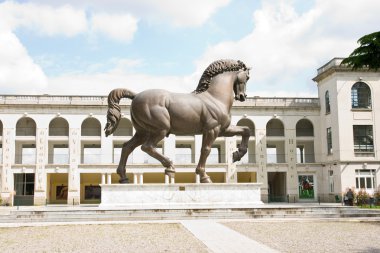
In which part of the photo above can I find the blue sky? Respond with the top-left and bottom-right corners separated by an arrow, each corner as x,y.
0,0 -> 379,96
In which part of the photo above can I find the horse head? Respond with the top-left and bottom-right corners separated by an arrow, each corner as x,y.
234,68 -> 250,102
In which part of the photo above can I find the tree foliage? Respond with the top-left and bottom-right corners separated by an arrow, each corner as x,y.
341,31 -> 380,70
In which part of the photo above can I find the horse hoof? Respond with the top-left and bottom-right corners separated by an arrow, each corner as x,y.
165,168 -> 175,178
232,151 -> 241,163
119,178 -> 129,184
200,176 -> 212,183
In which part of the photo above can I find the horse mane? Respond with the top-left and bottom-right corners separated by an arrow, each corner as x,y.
193,59 -> 248,94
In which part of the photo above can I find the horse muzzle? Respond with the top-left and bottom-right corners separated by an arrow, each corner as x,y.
235,93 -> 247,102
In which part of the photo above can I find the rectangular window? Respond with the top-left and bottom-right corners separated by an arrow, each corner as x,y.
175,144 -> 193,164
355,169 -> 376,190
326,128 -> 332,155
329,170 -> 334,193
14,173 -> 35,196
52,144 -> 69,164
353,125 -> 373,152
208,145 -> 221,164
266,146 -> 277,163
83,144 -> 101,164
22,144 -> 36,164
296,146 -> 305,163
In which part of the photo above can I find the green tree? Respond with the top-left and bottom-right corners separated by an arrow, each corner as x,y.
341,31 -> 380,70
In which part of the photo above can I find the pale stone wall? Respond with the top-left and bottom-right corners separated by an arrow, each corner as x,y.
0,61 -> 379,205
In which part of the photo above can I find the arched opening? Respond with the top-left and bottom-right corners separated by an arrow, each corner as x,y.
237,118 -> 255,136
48,118 -> 69,164
15,117 -> 37,164
266,119 -> 284,136
16,117 -> 36,136
49,117 -> 69,136
113,118 -> 133,136
351,82 -> 371,109
296,119 -> 315,163
81,118 -> 101,136
266,119 -> 285,163
296,119 -> 314,137
236,118 -> 256,164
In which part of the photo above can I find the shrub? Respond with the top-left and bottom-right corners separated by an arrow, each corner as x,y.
356,189 -> 370,206
374,188 -> 380,206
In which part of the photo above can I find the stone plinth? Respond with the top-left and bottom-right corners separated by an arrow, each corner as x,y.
100,183 -> 263,209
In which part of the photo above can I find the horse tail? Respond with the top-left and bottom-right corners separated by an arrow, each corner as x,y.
104,88 -> 136,137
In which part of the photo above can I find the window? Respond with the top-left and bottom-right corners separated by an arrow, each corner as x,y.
209,145 -> 221,163
83,144 -> 101,164
326,128 -> 332,155
353,125 -> 373,152
351,82 -> 371,109
296,146 -> 305,163
21,144 -> 36,164
175,144 -> 193,164
325,91 -> 330,114
355,169 -> 376,190
14,173 -> 35,196
51,144 -> 69,164
329,170 -> 334,193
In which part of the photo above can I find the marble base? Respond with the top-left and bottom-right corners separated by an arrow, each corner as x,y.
100,183 -> 263,209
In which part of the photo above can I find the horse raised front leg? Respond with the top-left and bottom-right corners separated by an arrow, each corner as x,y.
219,125 -> 250,163
117,133 -> 145,184
196,127 -> 220,183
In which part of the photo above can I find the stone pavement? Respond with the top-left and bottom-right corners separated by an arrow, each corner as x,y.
181,220 -> 278,253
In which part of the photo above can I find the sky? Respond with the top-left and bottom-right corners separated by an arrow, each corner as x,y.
0,0 -> 379,97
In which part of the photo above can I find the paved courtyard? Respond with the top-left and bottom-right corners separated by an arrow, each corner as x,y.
1,219 -> 380,252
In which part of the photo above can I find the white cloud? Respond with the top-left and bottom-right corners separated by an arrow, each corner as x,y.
32,0 -> 230,27
0,1 -> 87,37
194,0 -> 380,96
140,0 -> 231,27
91,13 -> 138,42
47,71 -> 196,96
0,30 -> 48,93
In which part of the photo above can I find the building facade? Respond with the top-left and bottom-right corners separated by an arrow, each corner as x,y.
0,58 -> 379,205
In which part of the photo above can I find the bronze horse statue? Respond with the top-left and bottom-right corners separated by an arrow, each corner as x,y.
104,59 -> 251,183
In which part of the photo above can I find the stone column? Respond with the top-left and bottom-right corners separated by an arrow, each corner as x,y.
256,129 -> 268,203
101,173 -> 106,184
107,173 -> 112,184
286,129 -> 298,202
1,128 -> 15,205
225,136 -> 237,183
34,128 -> 48,205
68,128 -> 80,205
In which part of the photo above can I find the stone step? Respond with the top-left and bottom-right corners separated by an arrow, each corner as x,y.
0,206 -> 378,224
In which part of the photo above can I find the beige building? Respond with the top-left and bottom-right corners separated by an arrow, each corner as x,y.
0,58 -> 379,205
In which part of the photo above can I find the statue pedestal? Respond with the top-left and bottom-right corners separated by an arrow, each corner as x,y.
100,183 -> 263,209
